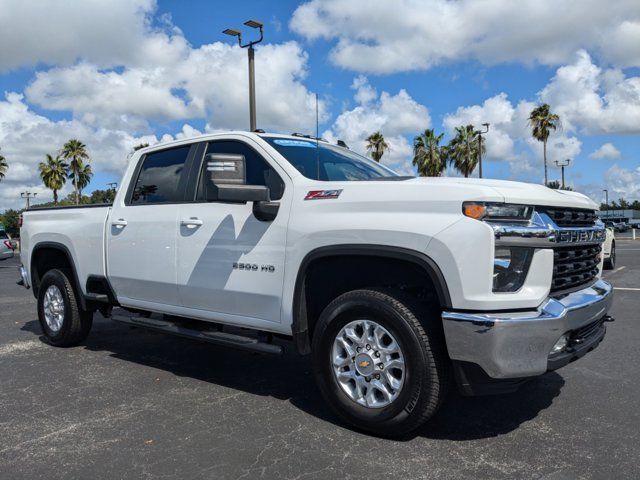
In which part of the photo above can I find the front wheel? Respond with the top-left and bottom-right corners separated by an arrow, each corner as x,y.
37,269 -> 93,347
312,289 -> 450,437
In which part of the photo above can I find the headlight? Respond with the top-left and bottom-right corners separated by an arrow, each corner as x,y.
493,247 -> 533,292
463,202 -> 533,222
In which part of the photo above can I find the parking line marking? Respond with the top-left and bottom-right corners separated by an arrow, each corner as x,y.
614,287 -> 640,291
604,266 -> 626,277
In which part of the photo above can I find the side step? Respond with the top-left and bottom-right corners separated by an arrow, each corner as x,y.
111,314 -> 283,355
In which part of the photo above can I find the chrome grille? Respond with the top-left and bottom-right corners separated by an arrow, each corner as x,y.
552,244 -> 601,292
539,207 -> 597,227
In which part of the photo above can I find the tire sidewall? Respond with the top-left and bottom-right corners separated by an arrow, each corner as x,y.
37,270 -> 75,342
313,292 -> 431,431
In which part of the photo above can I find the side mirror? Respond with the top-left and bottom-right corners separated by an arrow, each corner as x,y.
217,185 -> 280,221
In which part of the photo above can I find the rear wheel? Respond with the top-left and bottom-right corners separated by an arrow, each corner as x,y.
604,241 -> 616,270
312,289 -> 450,438
37,269 -> 93,347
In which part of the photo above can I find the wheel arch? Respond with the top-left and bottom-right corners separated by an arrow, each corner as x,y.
292,244 -> 451,354
30,241 -> 86,310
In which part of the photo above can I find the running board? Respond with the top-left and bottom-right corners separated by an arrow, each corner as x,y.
111,314 -> 283,355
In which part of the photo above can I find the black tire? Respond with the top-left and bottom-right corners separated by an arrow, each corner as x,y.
37,269 -> 93,347
604,241 -> 616,270
312,288 -> 450,438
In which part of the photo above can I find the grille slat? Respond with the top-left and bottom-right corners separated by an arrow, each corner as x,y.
552,244 -> 601,292
539,207 -> 597,227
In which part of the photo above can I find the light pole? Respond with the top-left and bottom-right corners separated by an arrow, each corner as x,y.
21,191 -> 37,209
603,189 -> 609,219
477,123 -> 490,178
554,158 -> 571,189
223,20 -> 264,132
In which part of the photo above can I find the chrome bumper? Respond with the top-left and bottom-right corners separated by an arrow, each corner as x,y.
442,279 -> 613,379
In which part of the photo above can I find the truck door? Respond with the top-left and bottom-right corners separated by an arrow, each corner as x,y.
175,138 -> 290,327
107,144 -> 195,308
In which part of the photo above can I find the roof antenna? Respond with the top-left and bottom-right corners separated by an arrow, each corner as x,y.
315,93 -> 320,180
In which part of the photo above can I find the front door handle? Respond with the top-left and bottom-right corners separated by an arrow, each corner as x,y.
112,218 -> 128,228
180,217 -> 204,228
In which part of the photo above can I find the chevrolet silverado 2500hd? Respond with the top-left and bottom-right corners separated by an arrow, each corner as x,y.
19,132 -> 614,436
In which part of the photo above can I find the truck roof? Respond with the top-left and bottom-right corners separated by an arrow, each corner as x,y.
136,131 -> 339,154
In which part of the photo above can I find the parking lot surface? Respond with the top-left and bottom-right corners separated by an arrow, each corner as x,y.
1,246 -> 639,479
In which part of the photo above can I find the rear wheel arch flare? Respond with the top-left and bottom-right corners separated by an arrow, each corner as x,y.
30,242 -> 86,310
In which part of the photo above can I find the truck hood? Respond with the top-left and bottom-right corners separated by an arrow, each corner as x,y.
404,177 -> 599,210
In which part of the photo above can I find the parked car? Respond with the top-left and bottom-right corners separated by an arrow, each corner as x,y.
0,230 -> 15,261
602,228 -> 616,269
18,131 -> 614,437
604,220 -> 629,232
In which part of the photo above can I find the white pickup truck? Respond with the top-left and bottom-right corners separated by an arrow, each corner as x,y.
19,131 -> 614,436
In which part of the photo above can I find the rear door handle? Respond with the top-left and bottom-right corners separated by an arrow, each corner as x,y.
180,217 -> 204,228
111,218 -> 128,228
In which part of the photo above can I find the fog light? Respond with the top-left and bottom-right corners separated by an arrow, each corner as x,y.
550,335 -> 569,355
493,247 -> 533,292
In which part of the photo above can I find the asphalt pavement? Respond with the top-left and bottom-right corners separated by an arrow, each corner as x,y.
0,246 -> 639,480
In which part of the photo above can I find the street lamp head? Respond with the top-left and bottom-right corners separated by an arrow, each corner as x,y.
244,19 -> 263,29
222,28 -> 242,37
482,123 -> 490,128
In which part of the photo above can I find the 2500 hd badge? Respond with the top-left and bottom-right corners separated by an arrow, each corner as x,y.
233,262 -> 275,272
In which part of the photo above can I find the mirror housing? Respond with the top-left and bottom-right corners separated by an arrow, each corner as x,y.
217,184 -> 270,203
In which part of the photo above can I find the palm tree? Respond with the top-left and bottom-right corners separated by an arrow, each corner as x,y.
528,104 -> 560,186
61,139 -> 90,204
0,148 -> 7,182
69,161 -> 93,199
412,129 -> 446,177
365,131 -> 389,162
447,125 -> 483,177
39,154 -> 68,205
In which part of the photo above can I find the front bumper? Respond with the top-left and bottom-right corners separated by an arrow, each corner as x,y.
442,278 -> 613,380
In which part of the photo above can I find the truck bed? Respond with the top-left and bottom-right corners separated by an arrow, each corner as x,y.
21,205 -> 112,294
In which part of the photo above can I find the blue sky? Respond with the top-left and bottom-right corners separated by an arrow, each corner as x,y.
0,0 -> 639,209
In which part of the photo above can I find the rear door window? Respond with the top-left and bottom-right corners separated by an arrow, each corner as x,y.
130,145 -> 191,204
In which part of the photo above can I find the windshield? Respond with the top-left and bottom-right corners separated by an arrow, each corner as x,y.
263,137 -> 401,181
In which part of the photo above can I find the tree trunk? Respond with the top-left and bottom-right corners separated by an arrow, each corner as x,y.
53,189 -> 58,205
543,139 -> 548,186
73,160 -> 79,205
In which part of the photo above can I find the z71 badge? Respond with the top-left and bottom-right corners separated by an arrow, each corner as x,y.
233,262 -> 275,272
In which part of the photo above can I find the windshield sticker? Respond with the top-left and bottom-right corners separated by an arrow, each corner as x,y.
273,139 -> 316,148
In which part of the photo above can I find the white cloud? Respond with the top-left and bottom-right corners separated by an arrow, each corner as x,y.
25,64 -> 197,130
540,50 -> 640,135
0,0 -> 189,71
0,93 -> 165,210
603,165 -> 640,199
323,77 -> 430,172
589,143 -> 622,160
443,91 -> 582,182
24,41 -> 326,134
291,0 -> 640,74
